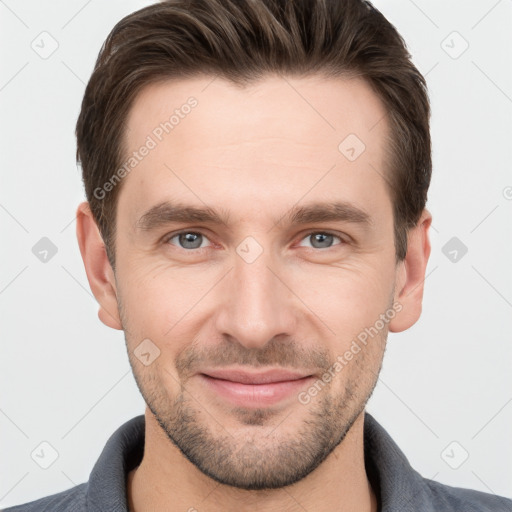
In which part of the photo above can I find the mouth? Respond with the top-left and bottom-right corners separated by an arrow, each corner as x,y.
197,368 -> 315,407
200,368 -> 312,384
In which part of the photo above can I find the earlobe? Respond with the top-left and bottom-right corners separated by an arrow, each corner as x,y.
76,201 -> 123,330
389,209 -> 432,333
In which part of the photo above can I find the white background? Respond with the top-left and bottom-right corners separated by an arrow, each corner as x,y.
1,0 -> 511,508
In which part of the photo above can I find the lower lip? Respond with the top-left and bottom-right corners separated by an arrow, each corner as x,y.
199,374 -> 314,407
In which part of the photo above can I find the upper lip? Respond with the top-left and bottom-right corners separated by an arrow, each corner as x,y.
200,368 -> 313,385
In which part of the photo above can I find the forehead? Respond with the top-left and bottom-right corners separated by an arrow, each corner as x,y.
125,74 -> 388,151
119,74 -> 391,227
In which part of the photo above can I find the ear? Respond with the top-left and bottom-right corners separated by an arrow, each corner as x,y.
76,201 -> 122,330
389,209 -> 432,333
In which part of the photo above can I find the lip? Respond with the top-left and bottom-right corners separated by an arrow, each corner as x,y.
200,368 -> 312,384
198,368 -> 315,407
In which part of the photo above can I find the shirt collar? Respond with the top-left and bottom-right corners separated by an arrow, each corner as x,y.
86,412 -> 434,511
363,412 -> 436,511
87,415 -> 144,511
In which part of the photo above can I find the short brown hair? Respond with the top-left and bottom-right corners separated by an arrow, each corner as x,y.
76,0 -> 431,268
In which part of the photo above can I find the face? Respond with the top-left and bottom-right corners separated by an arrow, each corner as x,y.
110,74 -> 402,489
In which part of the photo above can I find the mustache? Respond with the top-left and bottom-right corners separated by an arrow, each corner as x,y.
174,336 -> 331,378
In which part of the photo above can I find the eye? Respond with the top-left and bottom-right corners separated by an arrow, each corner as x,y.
165,231 -> 211,250
163,230 -> 345,252
297,231 -> 344,249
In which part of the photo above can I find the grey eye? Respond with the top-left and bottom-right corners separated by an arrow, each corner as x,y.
299,232 -> 342,249
168,232 -> 209,250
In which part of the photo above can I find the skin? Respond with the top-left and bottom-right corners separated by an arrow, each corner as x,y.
76,74 -> 431,512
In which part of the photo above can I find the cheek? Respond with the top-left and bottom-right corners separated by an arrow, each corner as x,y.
118,263 -> 247,380
289,260 -> 395,342
117,262 -> 207,341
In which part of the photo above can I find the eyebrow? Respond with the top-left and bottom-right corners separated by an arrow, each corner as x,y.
135,200 -> 372,232
136,202 -> 231,231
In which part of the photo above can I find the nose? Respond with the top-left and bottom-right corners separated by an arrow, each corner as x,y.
214,248 -> 298,350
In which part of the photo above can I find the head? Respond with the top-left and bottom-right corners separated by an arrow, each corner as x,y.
76,0 -> 432,490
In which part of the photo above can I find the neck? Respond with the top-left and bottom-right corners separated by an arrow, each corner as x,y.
127,407 -> 378,512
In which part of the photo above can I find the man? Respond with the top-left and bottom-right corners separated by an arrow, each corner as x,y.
4,0 -> 511,511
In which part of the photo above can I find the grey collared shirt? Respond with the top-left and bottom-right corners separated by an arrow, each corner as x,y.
3,412 -> 511,511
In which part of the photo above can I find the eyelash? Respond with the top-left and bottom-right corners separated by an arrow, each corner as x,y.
162,230 -> 347,252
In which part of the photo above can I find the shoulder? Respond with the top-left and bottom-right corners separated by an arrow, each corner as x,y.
1,483 -> 88,512
363,412 -> 512,511
423,477 -> 512,512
